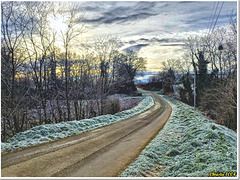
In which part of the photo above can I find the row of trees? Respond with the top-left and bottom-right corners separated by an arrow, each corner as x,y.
184,14 -> 237,130
1,2 -> 146,141
146,14 -> 237,130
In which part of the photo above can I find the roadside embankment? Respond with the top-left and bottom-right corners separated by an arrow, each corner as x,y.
1,93 -> 154,153
120,95 -> 237,177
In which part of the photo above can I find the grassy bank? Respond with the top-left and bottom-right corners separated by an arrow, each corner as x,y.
120,95 -> 237,177
1,93 -> 154,153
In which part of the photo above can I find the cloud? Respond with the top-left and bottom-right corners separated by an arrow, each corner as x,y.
82,2 -> 158,25
80,1 -> 237,71
81,1 -> 236,37
178,1 -> 196,4
160,43 -> 187,47
137,37 -> 169,43
127,37 -> 186,46
128,40 -> 136,44
139,38 -> 149,41
124,44 -> 149,52
82,12 -> 157,24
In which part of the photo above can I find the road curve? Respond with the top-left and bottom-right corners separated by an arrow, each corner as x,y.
1,91 -> 172,177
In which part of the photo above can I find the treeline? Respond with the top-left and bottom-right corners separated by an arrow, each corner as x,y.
143,16 -> 237,130
1,2 -> 146,141
185,20 -> 237,131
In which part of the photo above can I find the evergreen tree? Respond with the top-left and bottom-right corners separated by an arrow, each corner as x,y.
163,68 -> 175,94
179,72 -> 194,105
197,51 -> 209,91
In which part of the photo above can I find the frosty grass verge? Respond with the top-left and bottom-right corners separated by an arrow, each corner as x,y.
1,93 -> 154,153
120,95 -> 237,177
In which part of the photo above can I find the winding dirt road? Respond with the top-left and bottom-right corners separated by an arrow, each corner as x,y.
1,91 -> 172,177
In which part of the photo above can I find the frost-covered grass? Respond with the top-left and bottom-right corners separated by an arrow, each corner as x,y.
1,93 -> 154,153
120,95 -> 237,177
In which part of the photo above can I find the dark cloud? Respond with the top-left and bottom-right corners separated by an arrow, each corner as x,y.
84,5 -> 100,12
82,1 -> 158,24
135,1 -> 156,11
160,43 -> 187,47
109,12 -> 156,24
128,40 -> 136,44
136,37 -> 185,44
82,1 -> 236,33
153,38 -> 170,43
124,44 -> 149,52
139,38 -> 149,41
178,1 -> 195,4
83,12 -> 157,24
137,37 -> 166,43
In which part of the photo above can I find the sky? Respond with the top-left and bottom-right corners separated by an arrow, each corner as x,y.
79,1 -> 237,72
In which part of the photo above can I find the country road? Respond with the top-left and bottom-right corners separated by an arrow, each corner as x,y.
1,91 -> 172,177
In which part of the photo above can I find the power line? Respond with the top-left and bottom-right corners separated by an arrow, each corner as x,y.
207,2 -> 219,36
206,2 -> 216,35
210,1 -> 224,35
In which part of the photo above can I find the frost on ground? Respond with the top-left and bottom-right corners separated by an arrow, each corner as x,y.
119,98 -> 141,111
120,95 -> 237,177
1,94 -> 154,153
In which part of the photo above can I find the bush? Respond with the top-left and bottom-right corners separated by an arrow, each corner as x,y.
103,98 -> 120,115
200,78 -> 237,130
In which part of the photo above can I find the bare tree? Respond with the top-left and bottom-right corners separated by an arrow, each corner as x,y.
23,2 -> 56,124
200,78 -> 237,130
1,2 -> 148,142
55,2 -> 85,121
183,11 -> 237,130
1,2 -> 31,139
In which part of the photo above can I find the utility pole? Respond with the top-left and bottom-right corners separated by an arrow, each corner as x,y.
192,51 -> 197,112
194,70 -> 196,111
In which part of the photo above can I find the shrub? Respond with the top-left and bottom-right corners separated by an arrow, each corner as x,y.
103,98 -> 120,115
